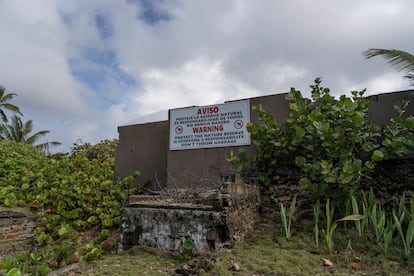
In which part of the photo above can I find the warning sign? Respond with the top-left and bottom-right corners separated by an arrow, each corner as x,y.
169,100 -> 251,150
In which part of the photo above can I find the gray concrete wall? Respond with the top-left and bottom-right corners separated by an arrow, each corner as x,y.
115,120 -> 169,188
367,90 -> 414,126
115,90 -> 414,189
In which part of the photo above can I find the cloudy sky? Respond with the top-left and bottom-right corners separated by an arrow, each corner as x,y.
0,0 -> 413,152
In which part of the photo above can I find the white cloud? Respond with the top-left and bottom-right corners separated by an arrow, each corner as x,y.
134,58 -> 259,116
0,1 -> 93,118
352,72 -> 409,96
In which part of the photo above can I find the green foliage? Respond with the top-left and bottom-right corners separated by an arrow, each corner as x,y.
376,100 -> 414,159
0,256 -> 17,271
350,194 -> 363,236
370,204 -> 387,244
0,115 -> 61,150
6,267 -> 21,276
0,139 -> 139,274
287,80 -> 378,200
313,200 -> 320,248
322,199 -> 366,254
0,140 -> 137,233
0,86 -> 22,123
0,87 -> 60,151
279,194 -> 297,238
226,104 -> 289,185
393,206 -> 414,258
69,139 -> 119,164
337,191 -> 414,257
177,240 -> 193,261
228,78 -> 414,203
382,218 -> 394,256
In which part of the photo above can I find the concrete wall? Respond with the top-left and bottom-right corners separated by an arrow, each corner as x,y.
115,121 -> 169,188
115,90 -> 414,189
367,90 -> 414,126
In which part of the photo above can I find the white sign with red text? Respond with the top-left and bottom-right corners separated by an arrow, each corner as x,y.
169,100 -> 250,150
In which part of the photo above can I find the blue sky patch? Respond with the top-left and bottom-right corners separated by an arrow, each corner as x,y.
95,13 -> 113,40
69,49 -> 136,109
130,0 -> 172,25
59,12 -> 73,28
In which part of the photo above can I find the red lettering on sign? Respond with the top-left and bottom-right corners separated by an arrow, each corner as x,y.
197,106 -> 219,115
193,125 -> 224,133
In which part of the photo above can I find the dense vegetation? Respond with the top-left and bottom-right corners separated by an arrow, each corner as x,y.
227,79 -> 414,270
0,139 -> 139,275
227,78 -> 414,201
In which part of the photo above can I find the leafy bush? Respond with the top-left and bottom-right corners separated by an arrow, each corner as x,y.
227,78 -> 414,202
0,139 -> 137,232
378,100 -> 414,160
69,139 -> 119,164
0,139 -> 139,273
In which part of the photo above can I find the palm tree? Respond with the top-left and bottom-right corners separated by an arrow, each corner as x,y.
0,115 -> 61,150
0,86 -> 22,122
363,48 -> 414,85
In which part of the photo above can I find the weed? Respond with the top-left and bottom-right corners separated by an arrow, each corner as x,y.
177,239 -> 193,261
370,204 -> 386,244
313,200 -> 320,248
393,208 -> 414,258
323,199 -> 366,254
280,194 -> 297,239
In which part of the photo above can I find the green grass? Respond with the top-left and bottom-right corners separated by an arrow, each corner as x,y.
61,245 -> 179,275
15,222 -> 414,275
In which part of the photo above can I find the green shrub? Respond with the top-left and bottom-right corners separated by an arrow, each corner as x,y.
0,139 -> 139,273
0,140 -> 137,233
227,78 -> 414,203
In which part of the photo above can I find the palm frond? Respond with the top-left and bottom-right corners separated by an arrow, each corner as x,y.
26,130 -> 50,145
0,110 -> 7,122
1,103 -> 22,115
35,141 -> 62,153
1,93 -> 18,102
8,115 -> 24,141
0,114 -> 61,149
405,73 -> 414,81
23,120 -> 34,137
0,124 -> 5,139
363,48 -> 414,72
0,86 -> 22,122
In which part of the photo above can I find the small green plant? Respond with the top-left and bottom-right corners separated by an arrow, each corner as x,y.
178,240 -> 194,261
382,218 -> 394,255
323,199 -> 366,254
392,207 -> 414,257
360,188 -> 375,235
351,194 -> 363,236
370,203 -> 386,245
323,198 -> 335,253
313,200 -> 321,248
280,194 -> 297,238
376,100 -> 414,160
0,256 -> 20,276
6,267 -> 22,276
